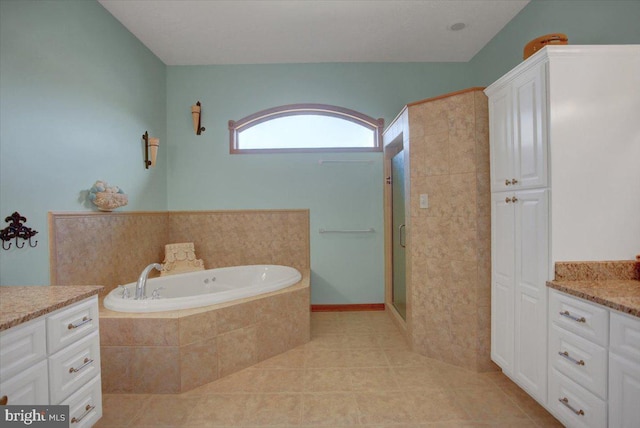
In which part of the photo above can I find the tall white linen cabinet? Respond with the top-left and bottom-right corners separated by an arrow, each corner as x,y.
485,45 -> 640,425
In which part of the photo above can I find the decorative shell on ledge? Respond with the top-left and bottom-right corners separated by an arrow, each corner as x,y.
88,180 -> 128,211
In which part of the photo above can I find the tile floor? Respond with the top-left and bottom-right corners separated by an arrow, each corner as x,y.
95,311 -> 562,427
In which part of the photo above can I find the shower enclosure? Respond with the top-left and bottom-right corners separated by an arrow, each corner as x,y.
384,137 -> 407,320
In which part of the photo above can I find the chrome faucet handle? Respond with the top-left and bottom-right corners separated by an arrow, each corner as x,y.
118,285 -> 130,299
151,287 -> 165,300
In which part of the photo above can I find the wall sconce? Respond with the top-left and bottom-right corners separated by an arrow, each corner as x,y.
142,131 -> 159,169
191,101 -> 206,135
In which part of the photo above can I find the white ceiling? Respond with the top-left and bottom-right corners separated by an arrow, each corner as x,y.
98,0 -> 529,65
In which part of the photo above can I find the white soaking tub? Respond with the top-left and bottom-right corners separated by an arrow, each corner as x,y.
103,264 -> 302,313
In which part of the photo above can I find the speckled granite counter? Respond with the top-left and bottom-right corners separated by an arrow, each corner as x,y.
0,285 -> 103,331
547,279 -> 640,318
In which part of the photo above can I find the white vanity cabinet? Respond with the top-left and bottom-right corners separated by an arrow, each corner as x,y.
548,290 -> 609,427
548,289 -> 640,428
485,44 -> 640,414
0,295 -> 102,427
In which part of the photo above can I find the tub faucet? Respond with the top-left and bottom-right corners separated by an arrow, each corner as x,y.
135,263 -> 163,300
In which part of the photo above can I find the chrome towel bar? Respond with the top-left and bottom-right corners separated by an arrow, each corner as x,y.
319,228 -> 375,234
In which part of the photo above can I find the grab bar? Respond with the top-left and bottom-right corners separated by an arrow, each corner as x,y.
318,159 -> 374,165
319,228 -> 375,234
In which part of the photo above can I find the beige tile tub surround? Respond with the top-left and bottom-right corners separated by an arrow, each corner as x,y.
49,209 -> 311,393
49,209 -> 310,294
100,277 -> 310,394
385,88 -> 493,372
49,211 -> 169,294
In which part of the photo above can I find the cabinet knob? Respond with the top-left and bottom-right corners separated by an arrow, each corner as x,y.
505,179 -> 511,186
505,197 -> 512,203
0,395 -> 7,405
511,196 -> 518,203
511,178 -> 518,185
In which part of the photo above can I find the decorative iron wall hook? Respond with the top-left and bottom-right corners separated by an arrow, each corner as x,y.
1,212 -> 38,250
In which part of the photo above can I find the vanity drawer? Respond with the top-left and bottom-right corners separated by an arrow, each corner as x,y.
0,359 -> 49,405
48,330 -> 100,404
610,311 -> 640,362
61,375 -> 102,428
0,318 -> 46,382
549,368 -> 607,428
549,324 -> 608,399
47,296 -> 99,355
549,290 -> 609,347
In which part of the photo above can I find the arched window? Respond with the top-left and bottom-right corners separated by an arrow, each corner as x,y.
228,104 -> 384,153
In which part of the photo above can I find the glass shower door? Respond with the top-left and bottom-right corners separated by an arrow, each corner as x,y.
391,149 -> 406,319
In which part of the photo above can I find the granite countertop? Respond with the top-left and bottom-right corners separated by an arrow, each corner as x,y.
547,279 -> 640,318
0,285 -> 104,331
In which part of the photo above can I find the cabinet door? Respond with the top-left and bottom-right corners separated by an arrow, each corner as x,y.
610,352 -> 640,428
512,62 -> 547,189
513,189 -> 549,403
0,359 -> 48,405
489,85 -> 514,192
491,193 -> 515,374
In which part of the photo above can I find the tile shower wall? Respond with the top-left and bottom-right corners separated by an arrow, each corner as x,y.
406,89 -> 493,372
49,209 -> 310,293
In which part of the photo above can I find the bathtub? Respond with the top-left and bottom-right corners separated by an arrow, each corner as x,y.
103,264 -> 302,313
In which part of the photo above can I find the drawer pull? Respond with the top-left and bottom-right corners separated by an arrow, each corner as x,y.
559,397 -> 585,416
68,316 -> 92,330
71,404 -> 95,424
0,395 -> 7,405
559,310 -> 586,323
69,357 -> 94,374
558,351 -> 585,366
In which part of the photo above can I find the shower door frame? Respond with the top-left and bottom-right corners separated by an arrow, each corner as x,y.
383,120 -> 411,331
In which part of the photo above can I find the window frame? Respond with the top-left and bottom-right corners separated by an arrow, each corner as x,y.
228,103 -> 384,154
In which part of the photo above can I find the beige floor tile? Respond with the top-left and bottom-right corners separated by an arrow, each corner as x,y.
130,395 -> 195,427
94,394 -> 151,427
454,387 -> 530,422
406,389 -> 470,423
376,332 -> 410,349
348,367 -> 399,391
255,368 -> 306,392
343,348 -> 390,367
391,366 -> 448,391
244,393 -> 303,425
182,368 -> 262,394
301,392 -> 360,425
185,394 -> 252,426
354,391 -> 416,424
305,348 -> 351,368
253,347 -> 307,368
304,368 -> 353,392
383,348 -> 434,367
99,311 -> 558,428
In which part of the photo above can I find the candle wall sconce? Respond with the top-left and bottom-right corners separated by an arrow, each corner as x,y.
142,131 -> 159,169
1,212 -> 38,250
191,101 -> 206,135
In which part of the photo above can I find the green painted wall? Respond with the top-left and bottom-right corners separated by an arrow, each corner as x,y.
0,0 -> 167,285
470,0 -> 640,85
1,0 -> 638,300
165,63 -> 471,304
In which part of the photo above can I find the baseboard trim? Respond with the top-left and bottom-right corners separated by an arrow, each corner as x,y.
311,303 -> 385,312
